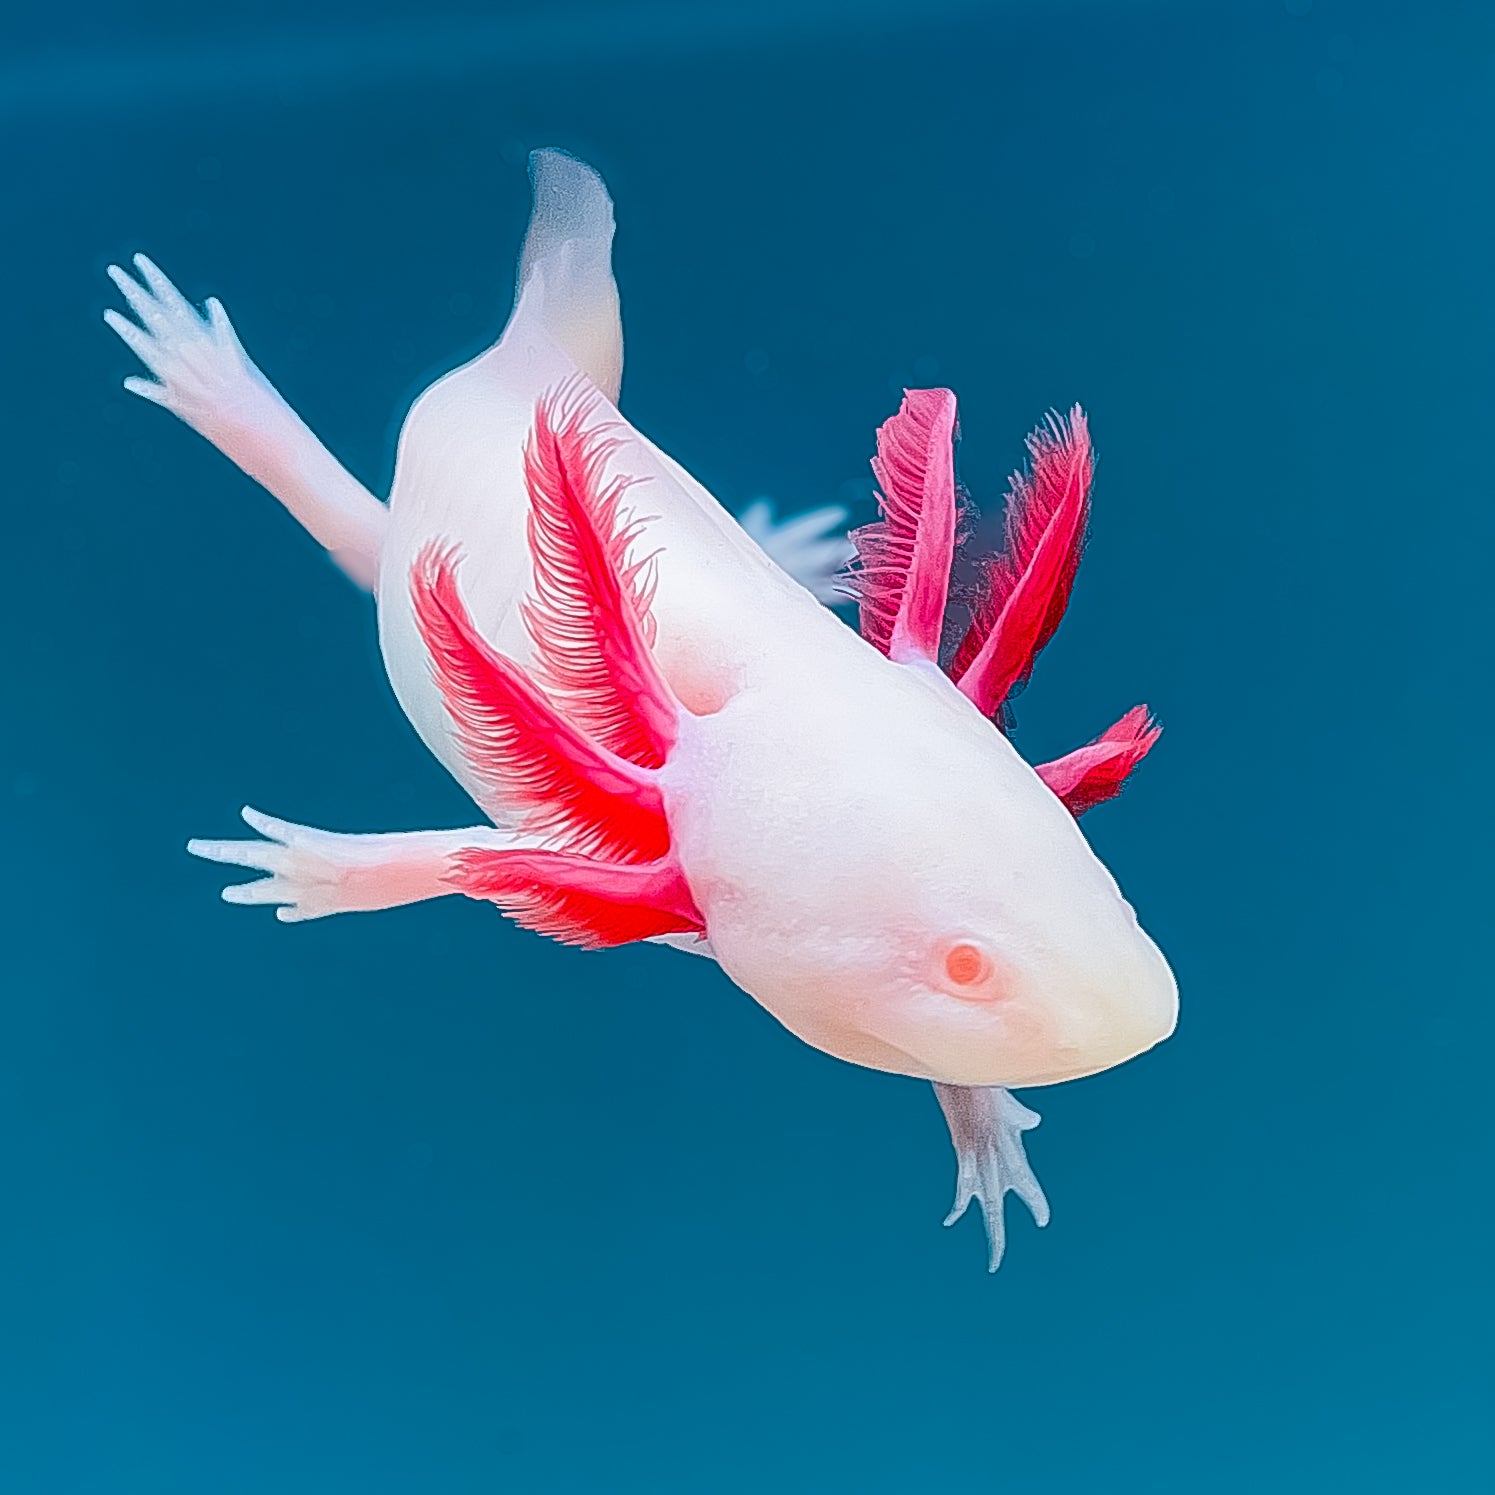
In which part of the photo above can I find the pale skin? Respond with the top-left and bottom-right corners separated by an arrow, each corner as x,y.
106,151 -> 1176,1268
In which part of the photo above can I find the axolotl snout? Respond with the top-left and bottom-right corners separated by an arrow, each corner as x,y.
105,149 -> 1177,1269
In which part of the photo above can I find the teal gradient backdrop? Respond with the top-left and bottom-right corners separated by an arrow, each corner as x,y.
3,1 -> 1490,1490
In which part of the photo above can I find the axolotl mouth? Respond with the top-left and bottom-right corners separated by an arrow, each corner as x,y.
701,903 -> 1177,1092
857,974 -> 1176,1092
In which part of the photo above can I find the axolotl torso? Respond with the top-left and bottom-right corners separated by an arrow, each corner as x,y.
105,150 -> 1177,1269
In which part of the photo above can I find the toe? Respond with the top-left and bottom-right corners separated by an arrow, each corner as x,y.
123,376 -> 167,404
132,254 -> 199,327
221,877 -> 281,905
103,308 -> 155,367
240,805 -> 299,842
187,837 -> 286,873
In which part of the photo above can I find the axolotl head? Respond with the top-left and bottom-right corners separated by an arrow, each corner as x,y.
681,391 -> 1178,1090
686,657 -> 1178,1090
410,381 -> 1176,1093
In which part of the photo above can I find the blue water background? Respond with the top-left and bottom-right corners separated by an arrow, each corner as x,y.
3,1 -> 1491,1489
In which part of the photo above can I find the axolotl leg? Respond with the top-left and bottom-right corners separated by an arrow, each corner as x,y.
190,809 -> 699,944
186,808 -> 523,922
103,254 -> 854,602
934,1082 -> 1051,1272
103,256 -> 388,589
191,813 -> 1039,1268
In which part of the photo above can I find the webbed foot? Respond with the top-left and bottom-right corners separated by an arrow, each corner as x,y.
737,500 -> 855,604
934,1082 -> 1051,1272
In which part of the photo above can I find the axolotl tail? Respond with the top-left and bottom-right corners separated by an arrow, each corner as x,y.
516,149 -> 624,404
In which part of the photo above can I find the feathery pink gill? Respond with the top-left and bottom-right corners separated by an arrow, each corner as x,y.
849,389 -> 1158,818
409,382 -> 704,949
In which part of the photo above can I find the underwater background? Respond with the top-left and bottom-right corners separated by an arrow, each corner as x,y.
3,0 -> 1491,1489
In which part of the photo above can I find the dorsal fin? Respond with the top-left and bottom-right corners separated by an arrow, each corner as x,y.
520,378 -> 677,769
952,407 -> 1092,717
411,543 -> 670,864
845,388 -> 959,663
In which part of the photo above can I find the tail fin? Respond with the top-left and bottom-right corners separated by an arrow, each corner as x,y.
514,149 -> 624,402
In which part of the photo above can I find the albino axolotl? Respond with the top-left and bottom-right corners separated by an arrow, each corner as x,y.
104,149 -> 1177,1270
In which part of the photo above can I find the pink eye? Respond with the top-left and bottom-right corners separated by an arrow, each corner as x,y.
944,942 -> 993,988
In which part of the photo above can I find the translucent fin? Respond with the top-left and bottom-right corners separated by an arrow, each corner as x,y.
516,149 -> 624,402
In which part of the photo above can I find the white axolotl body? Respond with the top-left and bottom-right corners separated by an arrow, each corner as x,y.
105,149 -> 1177,1269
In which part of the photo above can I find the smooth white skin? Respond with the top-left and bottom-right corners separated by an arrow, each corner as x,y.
109,153 -> 1175,1114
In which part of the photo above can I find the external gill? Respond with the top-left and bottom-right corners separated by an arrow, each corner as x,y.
846,390 -> 1160,816
409,383 -> 707,949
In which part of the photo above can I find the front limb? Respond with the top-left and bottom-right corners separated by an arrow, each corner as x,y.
187,808 -> 523,922
934,1082 -> 1051,1271
105,256 -> 387,589
194,818 -> 1058,1271
190,809 -> 700,948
